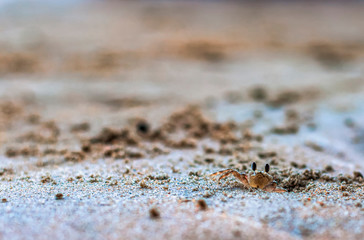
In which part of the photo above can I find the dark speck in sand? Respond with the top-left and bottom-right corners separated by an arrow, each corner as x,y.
197,199 -> 208,211
55,193 -> 64,200
70,122 -> 90,133
136,120 -> 150,135
353,171 -> 363,180
249,86 -> 267,101
149,208 -> 160,219
324,165 -> 335,173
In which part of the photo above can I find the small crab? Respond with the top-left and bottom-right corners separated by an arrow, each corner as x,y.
211,162 -> 286,193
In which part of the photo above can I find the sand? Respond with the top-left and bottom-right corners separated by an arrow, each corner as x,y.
0,1 -> 364,239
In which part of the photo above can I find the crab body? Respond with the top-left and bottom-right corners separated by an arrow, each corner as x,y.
247,171 -> 273,189
211,162 -> 286,193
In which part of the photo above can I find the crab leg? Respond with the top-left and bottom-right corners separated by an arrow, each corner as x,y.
210,169 -> 249,187
262,181 -> 286,193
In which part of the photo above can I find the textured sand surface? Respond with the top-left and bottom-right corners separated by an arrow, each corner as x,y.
0,1 -> 364,240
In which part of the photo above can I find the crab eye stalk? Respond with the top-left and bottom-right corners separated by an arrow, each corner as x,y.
251,162 -> 257,171
265,164 -> 270,173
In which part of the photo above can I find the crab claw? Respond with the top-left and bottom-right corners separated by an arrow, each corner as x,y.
263,181 -> 286,193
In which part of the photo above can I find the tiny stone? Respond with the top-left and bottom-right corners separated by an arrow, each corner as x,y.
139,180 -> 150,189
342,192 -> 350,197
149,208 -> 160,219
55,193 -> 64,200
197,199 -> 208,211
324,165 -> 334,172
353,171 -> 363,179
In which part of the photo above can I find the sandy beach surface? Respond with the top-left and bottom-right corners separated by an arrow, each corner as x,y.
0,1 -> 364,239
